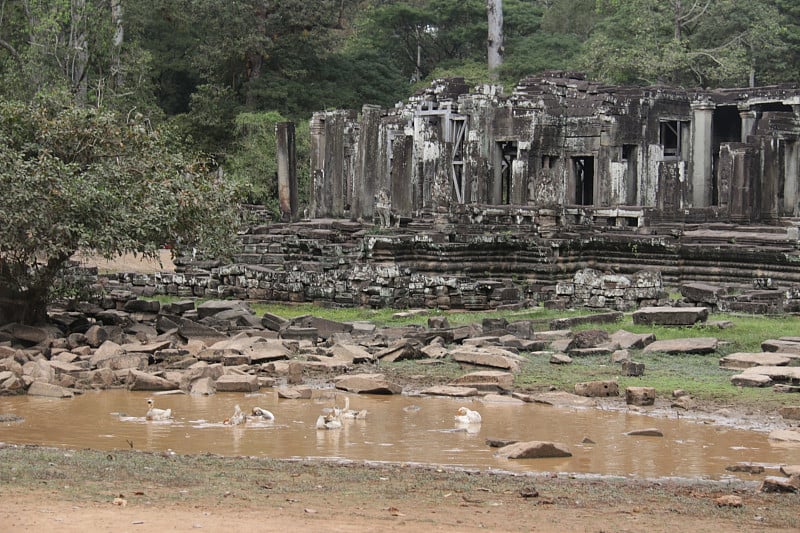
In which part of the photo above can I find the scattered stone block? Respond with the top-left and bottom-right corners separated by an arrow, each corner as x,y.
621,360 -> 645,376
642,337 -> 718,355
215,374 -> 259,393
550,353 -> 572,365
574,380 -> 619,397
632,306 -> 708,326
625,386 -> 655,406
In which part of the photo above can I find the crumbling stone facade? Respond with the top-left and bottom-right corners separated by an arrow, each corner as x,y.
311,71 -> 800,225
81,74 -> 800,314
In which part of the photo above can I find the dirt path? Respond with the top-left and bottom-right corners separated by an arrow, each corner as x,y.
71,250 -> 176,274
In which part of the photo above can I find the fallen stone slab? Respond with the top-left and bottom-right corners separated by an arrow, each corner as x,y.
449,370 -> 514,391
730,373 -> 773,387
419,385 -> 479,397
449,347 -> 521,371
768,428 -> 800,443
126,369 -> 179,391
479,393 -> 525,405
277,386 -> 313,399
719,352 -> 792,369
739,366 -> 800,382
376,339 -> 424,362
519,391 -> 597,408
333,373 -> 402,394
495,441 -> 572,459
196,299 -> 251,320
632,306 -> 709,326
781,465 -> 800,477
330,343 -> 374,364
550,353 -> 572,365
178,318 -> 227,345
26,381 -> 74,398
760,339 -> 800,355
291,315 -> 353,339
760,476 -> 800,493
610,329 -> 655,350
2,323 -> 54,345
680,282 -> 726,305
642,337 -> 718,355
549,311 -> 623,330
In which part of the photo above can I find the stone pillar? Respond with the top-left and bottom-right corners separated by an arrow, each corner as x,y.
691,102 -> 715,207
784,140 -> 800,216
276,122 -> 297,221
353,104 -> 383,221
739,108 -> 758,142
309,114 -> 326,218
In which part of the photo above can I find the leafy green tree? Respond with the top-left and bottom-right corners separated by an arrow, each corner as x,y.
351,0 -> 486,84
584,0 -> 788,87
497,0 -> 587,83
0,0 -> 157,112
0,93 -> 243,325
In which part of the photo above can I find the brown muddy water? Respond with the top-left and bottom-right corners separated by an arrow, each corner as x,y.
1,389 -> 798,480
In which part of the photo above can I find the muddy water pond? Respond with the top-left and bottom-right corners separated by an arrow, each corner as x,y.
1,390 -> 798,480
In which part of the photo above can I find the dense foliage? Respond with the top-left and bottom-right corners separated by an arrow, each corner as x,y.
0,93 -> 242,324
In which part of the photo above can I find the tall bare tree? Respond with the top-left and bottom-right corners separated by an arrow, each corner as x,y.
487,0 -> 503,77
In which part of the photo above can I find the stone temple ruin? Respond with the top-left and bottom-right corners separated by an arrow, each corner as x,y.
103,72 -> 800,313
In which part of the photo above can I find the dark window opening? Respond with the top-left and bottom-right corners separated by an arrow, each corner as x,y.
541,154 -> 557,169
622,144 -> 635,161
660,120 -> 689,159
573,156 -> 594,205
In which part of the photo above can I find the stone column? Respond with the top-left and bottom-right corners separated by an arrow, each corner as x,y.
784,140 -> 800,216
276,122 -> 297,221
739,108 -> 758,142
691,102 -> 715,207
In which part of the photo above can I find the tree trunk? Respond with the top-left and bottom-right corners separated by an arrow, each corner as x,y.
111,0 -> 124,90
487,0 -> 504,78
71,0 -> 89,105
